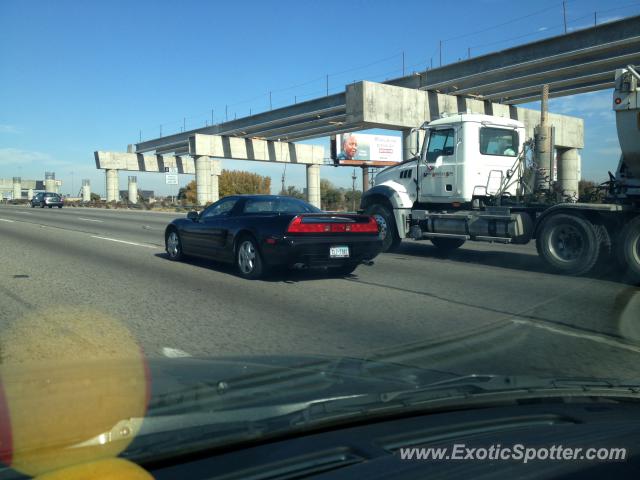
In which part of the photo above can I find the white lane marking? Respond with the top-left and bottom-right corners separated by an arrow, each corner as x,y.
0,218 -> 15,223
91,235 -> 158,249
162,347 -> 192,358
79,217 -> 104,223
511,318 -> 640,354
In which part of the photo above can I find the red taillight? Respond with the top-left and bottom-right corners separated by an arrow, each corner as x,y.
287,217 -> 330,233
349,216 -> 379,233
287,216 -> 379,234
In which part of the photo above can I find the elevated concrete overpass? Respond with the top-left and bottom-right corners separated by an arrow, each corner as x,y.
134,16 -> 637,150
96,136 -> 324,206
96,15 -> 640,205
95,85 -> 584,206
386,15 -> 640,103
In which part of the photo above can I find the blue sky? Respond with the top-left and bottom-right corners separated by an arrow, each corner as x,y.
1,0 -> 638,196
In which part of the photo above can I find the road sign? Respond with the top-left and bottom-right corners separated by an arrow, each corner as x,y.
164,167 -> 178,174
165,174 -> 178,185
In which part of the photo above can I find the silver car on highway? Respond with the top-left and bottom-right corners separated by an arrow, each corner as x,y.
30,192 -> 64,208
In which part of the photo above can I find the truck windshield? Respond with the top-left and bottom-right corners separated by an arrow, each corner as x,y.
480,127 -> 519,157
426,128 -> 455,162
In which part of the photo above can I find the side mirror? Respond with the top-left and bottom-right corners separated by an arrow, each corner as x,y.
187,211 -> 199,221
408,128 -> 420,158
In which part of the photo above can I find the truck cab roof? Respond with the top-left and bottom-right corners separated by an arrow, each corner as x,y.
423,113 -> 524,130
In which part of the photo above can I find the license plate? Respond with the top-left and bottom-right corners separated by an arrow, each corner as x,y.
329,246 -> 350,258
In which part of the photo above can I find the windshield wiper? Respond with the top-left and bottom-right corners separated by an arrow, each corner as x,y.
146,356 -> 427,416
282,375 -> 640,425
117,374 -> 640,465
312,374 -> 640,420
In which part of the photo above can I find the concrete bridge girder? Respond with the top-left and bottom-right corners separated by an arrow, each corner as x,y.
95,136 -> 325,208
346,81 -> 584,150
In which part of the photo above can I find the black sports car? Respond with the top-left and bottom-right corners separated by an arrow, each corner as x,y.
165,195 -> 382,279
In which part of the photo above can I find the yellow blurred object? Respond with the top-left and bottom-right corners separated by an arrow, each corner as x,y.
35,458 -> 154,480
0,306 -> 150,477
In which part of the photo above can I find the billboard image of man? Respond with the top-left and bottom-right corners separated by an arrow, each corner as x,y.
337,133 -> 358,160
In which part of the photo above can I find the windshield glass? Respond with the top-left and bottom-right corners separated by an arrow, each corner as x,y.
426,128 -> 455,161
1,2 -> 640,479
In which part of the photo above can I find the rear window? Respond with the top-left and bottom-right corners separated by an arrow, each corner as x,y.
45,193 -> 60,198
479,127 -> 519,157
243,198 -> 320,214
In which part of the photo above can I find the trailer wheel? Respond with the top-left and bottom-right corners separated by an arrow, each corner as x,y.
536,213 -> 600,276
617,216 -> 640,284
365,204 -> 401,252
430,238 -> 466,251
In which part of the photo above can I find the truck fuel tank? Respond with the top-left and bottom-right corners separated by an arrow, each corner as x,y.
414,210 -> 534,244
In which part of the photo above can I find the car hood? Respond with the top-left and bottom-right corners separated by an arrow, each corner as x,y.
0,353 -> 452,474
2,354 -> 638,475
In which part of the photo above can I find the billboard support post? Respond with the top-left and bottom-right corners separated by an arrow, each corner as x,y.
362,166 -> 369,193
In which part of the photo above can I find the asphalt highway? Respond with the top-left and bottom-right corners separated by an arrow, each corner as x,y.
1,204 -> 639,382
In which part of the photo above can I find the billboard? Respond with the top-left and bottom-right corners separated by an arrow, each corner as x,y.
334,133 -> 402,166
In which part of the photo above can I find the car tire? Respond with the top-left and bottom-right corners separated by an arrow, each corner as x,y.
431,237 -> 466,252
536,213 -> 601,276
331,264 -> 358,277
40,203 -> 45,208
48,205 -> 52,208
58,205 -> 63,209
617,216 -> 640,284
165,229 -> 185,261
365,203 -> 401,252
236,236 -> 265,280
31,203 -> 35,208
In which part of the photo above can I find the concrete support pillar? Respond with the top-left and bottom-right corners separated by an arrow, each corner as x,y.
535,85 -> 553,192
44,172 -> 56,193
210,159 -> 221,203
82,179 -> 91,202
535,125 -> 553,191
128,176 -> 138,204
28,188 -> 34,200
12,177 -> 21,200
195,155 -> 211,206
106,169 -> 119,202
306,164 -> 321,209
402,129 -> 418,161
557,148 -> 580,201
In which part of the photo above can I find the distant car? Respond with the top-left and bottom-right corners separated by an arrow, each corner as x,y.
31,192 -> 64,208
165,195 -> 382,279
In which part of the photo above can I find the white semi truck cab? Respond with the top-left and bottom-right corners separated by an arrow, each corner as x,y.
377,114 -> 526,204
361,66 -> 640,282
